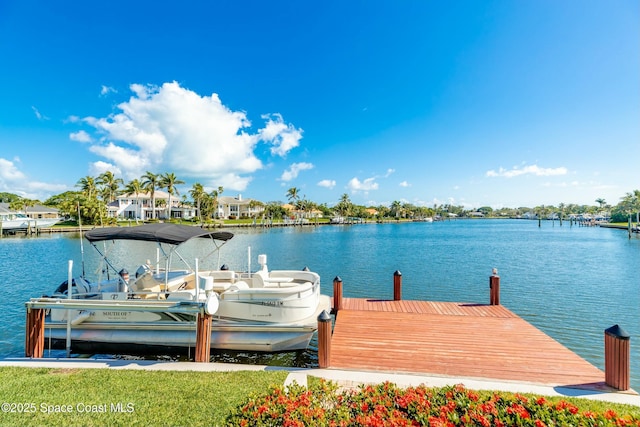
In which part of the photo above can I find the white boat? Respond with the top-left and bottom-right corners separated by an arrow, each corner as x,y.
26,223 -> 331,354
330,216 -> 345,224
0,212 -> 59,230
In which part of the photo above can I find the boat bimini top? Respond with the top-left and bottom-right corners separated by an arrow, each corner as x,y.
84,223 -> 233,245
83,223 -> 234,282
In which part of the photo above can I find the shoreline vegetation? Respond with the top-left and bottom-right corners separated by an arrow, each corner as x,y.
7,217 -> 638,236
1,181 -> 639,232
0,367 -> 638,426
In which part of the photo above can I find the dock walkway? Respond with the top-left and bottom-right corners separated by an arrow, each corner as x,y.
329,298 -> 612,391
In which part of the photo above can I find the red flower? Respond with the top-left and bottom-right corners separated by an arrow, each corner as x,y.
605,409 -> 618,419
513,393 -> 529,404
507,403 -> 530,419
479,401 -> 497,416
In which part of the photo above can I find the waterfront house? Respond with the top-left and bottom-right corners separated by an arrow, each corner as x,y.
281,203 -> 323,220
218,195 -> 265,219
109,191 -> 195,221
0,203 -> 59,220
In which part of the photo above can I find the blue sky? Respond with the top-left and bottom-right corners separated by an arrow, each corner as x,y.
0,1 -> 638,209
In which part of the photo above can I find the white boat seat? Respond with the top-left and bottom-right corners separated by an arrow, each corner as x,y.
252,272 -> 265,288
210,271 -> 236,282
231,281 -> 249,290
167,291 -> 195,301
131,271 -> 166,299
212,282 -> 231,292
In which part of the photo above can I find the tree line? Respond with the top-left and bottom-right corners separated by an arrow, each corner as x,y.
1,173 -> 639,225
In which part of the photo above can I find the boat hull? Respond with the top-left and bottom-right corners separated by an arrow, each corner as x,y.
43,295 -> 331,354
1,217 -> 59,230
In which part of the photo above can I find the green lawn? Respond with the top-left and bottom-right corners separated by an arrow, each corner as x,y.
0,367 -> 638,426
0,367 -> 287,427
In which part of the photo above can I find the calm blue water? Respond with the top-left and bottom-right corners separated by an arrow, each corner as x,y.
1,220 -> 638,389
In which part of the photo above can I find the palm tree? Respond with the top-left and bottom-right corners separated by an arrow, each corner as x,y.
124,179 -> 143,223
97,171 -> 123,203
9,197 -> 36,218
390,200 -> 402,219
76,176 -> 97,199
189,183 -> 205,221
335,193 -> 353,218
210,186 -> 224,219
620,190 -> 640,224
248,199 -> 265,219
296,197 -> 314,219
286,187 -> 300,205
141,171 -> 160,220
160,172 -> 185,220
595,198 -> 606,209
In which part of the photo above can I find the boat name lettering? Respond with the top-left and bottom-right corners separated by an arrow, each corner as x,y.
101,311 -> 130,318
260,301 -> 284,307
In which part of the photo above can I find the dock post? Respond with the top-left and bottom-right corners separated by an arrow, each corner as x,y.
194,312 -> 212,363
489,268 -> 500,305
332,276 -> 343,314
25,308 -> 45,358
317,310 -> 332,368
604,324 -> 630,390
393,270 -> 402,301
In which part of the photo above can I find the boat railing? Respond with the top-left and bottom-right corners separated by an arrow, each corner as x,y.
27,297 -> 205,314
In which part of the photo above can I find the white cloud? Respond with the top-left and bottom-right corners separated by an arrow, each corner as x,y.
89,142 -> 152,172
76,81 -> 302,191
317,179 -> 336,189
100,85 -> 117,96
384,169 -> 395,178
89,161 -> 122,177
0,157 -> 67,199
399,181 -> 410,188
280,162 -> 314,182
0,158 -> 27,181
69,130 -> 93,143
486,164 -> 568,178
347,177 -> 379,193
259,113 -> 303,157
31,106 -> 49,121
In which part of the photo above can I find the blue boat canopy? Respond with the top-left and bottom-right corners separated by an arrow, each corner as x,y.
84,223 -> 234,246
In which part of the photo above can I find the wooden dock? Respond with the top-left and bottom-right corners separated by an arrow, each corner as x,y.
329,298 -> 610,390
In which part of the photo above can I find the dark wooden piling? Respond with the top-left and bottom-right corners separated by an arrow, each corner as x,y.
393,270 -> 402,301
605,324 -> 630,390
489,269 -> 500,305
317,310 -> 332,368
332,276 -> 343,314
194,312 -> 212,363
25,308 -> 45,358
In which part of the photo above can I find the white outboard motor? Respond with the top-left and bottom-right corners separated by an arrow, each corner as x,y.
200,276 -> 214,296
257,254 -> 268,273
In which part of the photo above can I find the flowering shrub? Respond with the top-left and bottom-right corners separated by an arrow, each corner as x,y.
226,381 -> 640,426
